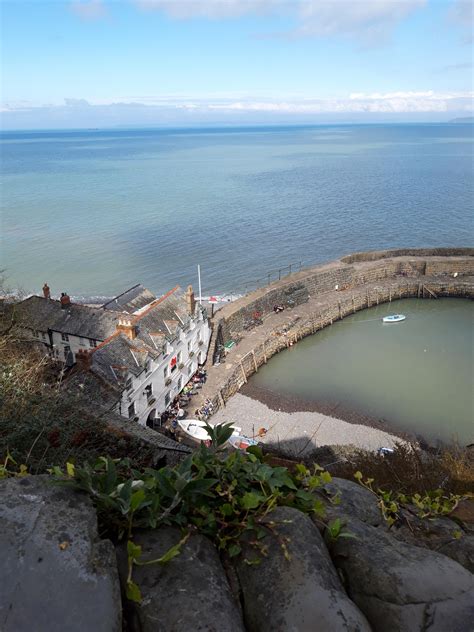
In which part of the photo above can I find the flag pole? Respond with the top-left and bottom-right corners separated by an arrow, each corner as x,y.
197,264 -> 202,305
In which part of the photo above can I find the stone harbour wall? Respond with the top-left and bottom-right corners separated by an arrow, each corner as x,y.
203,249 -> 474,413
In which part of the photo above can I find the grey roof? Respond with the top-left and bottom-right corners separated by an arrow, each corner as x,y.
101,284 -> 156,314
90,286 -> 200,384
91,333 -> 161,384
10,296 -> 119,340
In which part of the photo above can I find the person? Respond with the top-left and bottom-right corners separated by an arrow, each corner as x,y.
273,304 -> 284,313
42,283 -> 51,299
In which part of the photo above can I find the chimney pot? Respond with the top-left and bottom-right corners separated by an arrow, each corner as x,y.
76,348 -> 92,370
60,292 -> 71,309
42,283 -> 51,300
117,316 -> 137,339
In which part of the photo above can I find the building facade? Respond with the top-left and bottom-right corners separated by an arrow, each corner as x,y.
7,284 -> 211,426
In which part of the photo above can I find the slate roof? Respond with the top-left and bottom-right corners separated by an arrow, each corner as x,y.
90,286 -> 200,384
101,284 -> 156,314
10,296 -> 119,340
91,333 -> 160,384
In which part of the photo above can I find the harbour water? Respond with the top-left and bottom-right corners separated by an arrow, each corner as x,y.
249,299 -> 474,445
1,124 -> 473,299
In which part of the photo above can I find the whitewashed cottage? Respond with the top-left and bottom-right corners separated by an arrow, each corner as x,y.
7,284 -> 210,426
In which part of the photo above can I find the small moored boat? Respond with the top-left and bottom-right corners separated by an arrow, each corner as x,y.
382,314 -> 406,323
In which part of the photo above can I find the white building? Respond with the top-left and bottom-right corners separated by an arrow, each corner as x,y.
8,284 -> 211,426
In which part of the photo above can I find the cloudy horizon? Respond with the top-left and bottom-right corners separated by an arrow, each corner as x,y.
1,0 -> 473,129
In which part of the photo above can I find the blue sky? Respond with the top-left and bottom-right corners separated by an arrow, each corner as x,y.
1,0 -> 473,128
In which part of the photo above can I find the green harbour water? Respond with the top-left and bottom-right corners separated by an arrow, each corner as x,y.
249,298 -> 474,445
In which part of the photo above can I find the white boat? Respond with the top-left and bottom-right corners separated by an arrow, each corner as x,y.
382,314 -> 406,323
177,419 -> 242,442
178,419 -> 211,441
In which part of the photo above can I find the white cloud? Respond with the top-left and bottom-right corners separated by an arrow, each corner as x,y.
449,0 -> 473,43
70,0 -> 107,20
3,90 -> 472,115
133,0 -> 426,43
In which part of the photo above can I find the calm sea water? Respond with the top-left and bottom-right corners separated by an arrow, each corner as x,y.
1,124 -> 473,299
249,299 -> 474,445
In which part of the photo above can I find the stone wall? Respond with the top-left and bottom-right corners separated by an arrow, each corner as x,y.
2,474 -> 473,631
205,249 -> 474,411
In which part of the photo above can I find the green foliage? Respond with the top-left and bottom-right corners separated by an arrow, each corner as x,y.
354,471 -> 467,526
50,435 -> 337,603
0,450 -> 28,479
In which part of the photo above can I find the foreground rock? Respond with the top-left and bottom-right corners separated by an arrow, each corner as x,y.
0,476 -> 121,632
117,527 -> 245,632
235,506 -> 371,632
330,517 -> 474,631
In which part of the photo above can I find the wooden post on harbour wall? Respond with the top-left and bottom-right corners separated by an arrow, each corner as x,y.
218,390 -> 226,408
239,361 -> 247,384
252,350 -> 258,373
389,287 -> 392,303
262,340 -> 267,363
352,294 -> 356,313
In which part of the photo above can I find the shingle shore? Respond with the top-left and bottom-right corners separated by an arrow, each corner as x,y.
212,392 -> 402,456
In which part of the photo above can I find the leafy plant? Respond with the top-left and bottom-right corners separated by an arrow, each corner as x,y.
354,471 -> 467,526
50,433 -> 336,602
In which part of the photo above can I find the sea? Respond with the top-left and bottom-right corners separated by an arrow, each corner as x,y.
1,123 -> 473,301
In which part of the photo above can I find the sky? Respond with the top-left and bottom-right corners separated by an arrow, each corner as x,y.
1,0 -> 473,129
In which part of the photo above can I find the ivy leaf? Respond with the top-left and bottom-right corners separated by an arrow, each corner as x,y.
228,544 -> 242,558
66,462 -> 75,477
126,580 -> 142,604
130,488 -> 146,512
127,540 -> 142,561
240,492 -> 264,510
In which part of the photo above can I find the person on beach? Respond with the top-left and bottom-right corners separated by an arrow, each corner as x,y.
42,283 -> 51,299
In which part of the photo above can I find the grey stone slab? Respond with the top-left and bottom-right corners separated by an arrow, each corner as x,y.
323,477 -> 383,527
117,527 -> 245,632
235,506 -> 371,632
0,475 -> 121,632
330,517 -> 474,631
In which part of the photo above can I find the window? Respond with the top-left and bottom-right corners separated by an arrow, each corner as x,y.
79,337 -> 85,345
187,340 -> 192,352
163,366 -> 169,379
144,384 -> 153,399
89,339 -> 97,348
63,346 -> 71,361
170,356 -> 177,373
164,392 -> 171,407
177,351 -> 182,364
125,377 -> 133,391
177,376 -> 183,391
41,332 -> 47,341
128,402 -> 135,418
61,333 -> 69,342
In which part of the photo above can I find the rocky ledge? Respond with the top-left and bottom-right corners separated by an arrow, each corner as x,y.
1,475 -> 473,631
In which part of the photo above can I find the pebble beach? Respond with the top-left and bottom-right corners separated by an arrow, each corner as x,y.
211,392 -> 404,458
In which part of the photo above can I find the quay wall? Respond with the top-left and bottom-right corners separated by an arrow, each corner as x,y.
204,249 -> 474,413
211,249 -> 474,361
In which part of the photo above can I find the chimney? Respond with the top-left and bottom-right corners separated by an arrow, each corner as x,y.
117,315 -> 137,340
42,283 -> 51,300
186,285 -> 196,316
60,292 -> 71,309
76,348 -> 92,371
